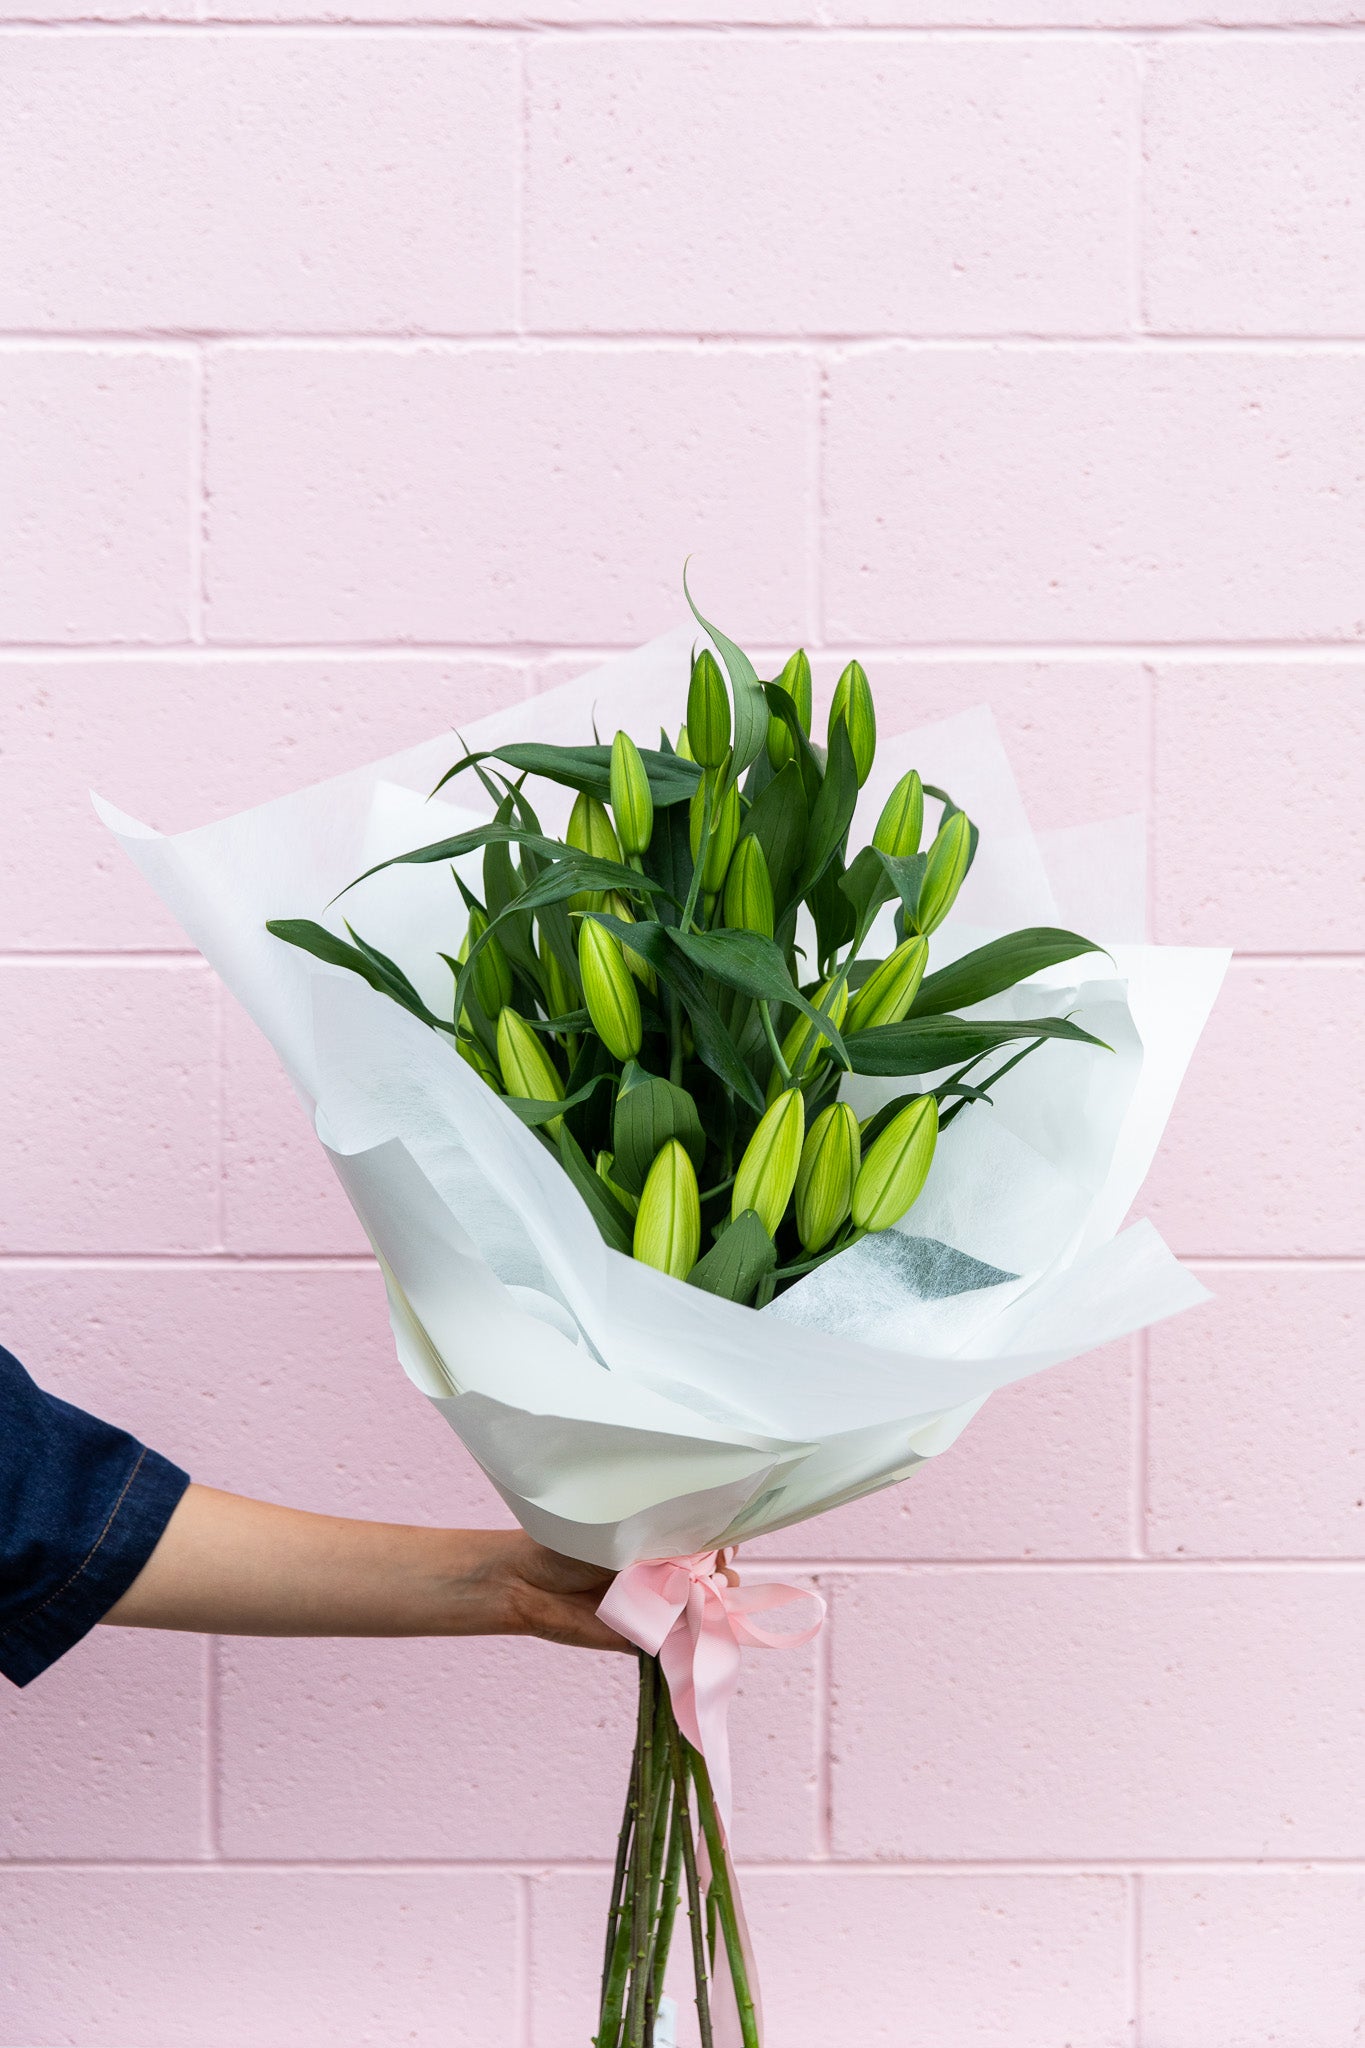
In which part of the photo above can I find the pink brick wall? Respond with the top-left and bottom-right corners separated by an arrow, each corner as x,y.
1,12 -> 1362,2044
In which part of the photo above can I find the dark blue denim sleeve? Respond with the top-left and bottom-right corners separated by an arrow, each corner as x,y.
0,1343 -> 190,1688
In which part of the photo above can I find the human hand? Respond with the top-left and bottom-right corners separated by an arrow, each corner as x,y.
455,1529 -> 628,1653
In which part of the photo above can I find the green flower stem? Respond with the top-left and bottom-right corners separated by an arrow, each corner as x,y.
668,1713 -> 715,2048
624,1655 -> 659,2047
759,1001 -> 791,1086
596,1665 -> 647,2048
690,1747 -> 760,2048
680,777 -> 715,935
644,1781 -> 685,2038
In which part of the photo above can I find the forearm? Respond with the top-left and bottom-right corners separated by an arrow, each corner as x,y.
102,1483 -> 622,1650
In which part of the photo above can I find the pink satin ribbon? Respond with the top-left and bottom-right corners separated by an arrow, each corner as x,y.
597,1548 -> 825,1837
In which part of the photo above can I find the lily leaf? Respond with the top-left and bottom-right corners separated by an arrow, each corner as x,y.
683,566 -> 769,776
555,1124 -> 635,1254
612,1064 -> 706,1194
793,718 -> 859,898
432,742 -> 699,809
667,926 -> 850,1068
846,1012 -> 1111,1077
687,1209 -> 777,1306
911,928 -> 1106,1018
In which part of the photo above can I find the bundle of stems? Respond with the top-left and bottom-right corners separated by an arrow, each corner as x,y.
595,1655 -> 756,2048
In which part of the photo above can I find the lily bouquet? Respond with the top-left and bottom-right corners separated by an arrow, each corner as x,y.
100,589 -> 1225,2047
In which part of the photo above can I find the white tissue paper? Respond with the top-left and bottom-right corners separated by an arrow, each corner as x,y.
98,628 -> 1227,1568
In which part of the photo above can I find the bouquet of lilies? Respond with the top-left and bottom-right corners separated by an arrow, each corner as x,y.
101,582 -> 1225,2048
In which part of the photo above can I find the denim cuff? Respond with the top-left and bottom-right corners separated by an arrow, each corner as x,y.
0,1445 -> 190,1688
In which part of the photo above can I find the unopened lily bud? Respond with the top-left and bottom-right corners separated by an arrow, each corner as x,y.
603,892 -> 657,993
852,1094 -> 938,1233
916,811 -> 972,934
567,792 -> 622,913
579,917 -> 642,1063
795,1101 -> 860,1253
733,1086 -> 806,1239
596,1150 -> 639,1218
873,769 -> 924,860
846,936 -> 929,1033
538,933 -> 579,1020
566,792 -> 622,866
456,1034 -> 501,1092
610,730 -> 654,860
829,659 -> 877,786
766,649 -> 813,769
634,1139 -> 701,1279
496,1008 -> 564,1128
687,648 -> 732,770
768,976 -> 848,1100
689,770 -> 741,895
722,835 -> 774,940
466,906 -> 513,1019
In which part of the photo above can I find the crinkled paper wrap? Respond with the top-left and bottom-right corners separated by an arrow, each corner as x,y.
98,629 -> 1227,1567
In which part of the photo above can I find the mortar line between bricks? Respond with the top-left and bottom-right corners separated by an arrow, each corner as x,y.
1127,38 -> 1145,342
187,346 -> 205,644
7,18 -> 1365,34
0,1251 -> 1359,1270
15,328 -> 1365,347
1130,1870 -> 1143,2043
3,640 -> 1365,661
1130,1330 -> 1149,1561
812,1578 -> 832,1859
10,1855 -> 1365,1874
512,29 -> 527,339
516,1871 -> 533,2048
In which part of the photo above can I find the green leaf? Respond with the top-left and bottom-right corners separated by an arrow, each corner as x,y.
739,760 -> 808,910
641,795 -> 694,932
339,822 -> 670,905
433,742 -> 699,809
666,927 -> 850,1068
267,919 -> 440,1028
872,850 -> 928,927
590,914 -> 766,1115
793,718 -> 859,898
911,928 -> 1106,1018
612,1064 -> 706,1195
499,1069 -> 614,1129
683,565 -> 769,776
924,782 -> 980,875
845,1012 -> 1111,1077
686,1209 -> 777,1306
838,843 -> 891,927
554,1124 -> 635,1254
808,857 -> 857,966
450,857 -> 656,1039
762,682 -> 823,812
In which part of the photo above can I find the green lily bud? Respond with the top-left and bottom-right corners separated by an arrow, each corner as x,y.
722,834 -> 774,940
687,647 -> 732,770
457,1033 -> 502,1092
578,917 -> 642,1063
916,811 -> 972,935
633,1139 -> 701,1279
566,792 -> 622,913
733,1086 -> 806,1239
873,769 -> 924,860
465,906 -> 513,1019
768,976 -> 849,1100
610,730 -> 654,860
538,932 -> 579,1020
603,892 -> 657,993
689,769 -> 741,895
852,1094 -> 938,1233
596,1150 -> 639,1218
766,649 -> 813,770
496,1007 -> 564,1128
829,659 -> 877,786
566,792 -> 622,866
795,1101 -> 860,1253
846,935 -> 929,1033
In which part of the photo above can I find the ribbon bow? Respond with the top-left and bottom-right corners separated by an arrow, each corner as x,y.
597,1547 -> 825,1835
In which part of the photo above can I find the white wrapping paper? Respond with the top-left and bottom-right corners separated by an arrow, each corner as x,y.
98,630 -> 1227,1568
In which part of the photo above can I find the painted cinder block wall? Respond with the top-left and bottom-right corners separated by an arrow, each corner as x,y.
1,4 -> 1363,2041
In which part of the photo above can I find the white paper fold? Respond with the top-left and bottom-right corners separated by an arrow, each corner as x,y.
97,630 -> 1227,1567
